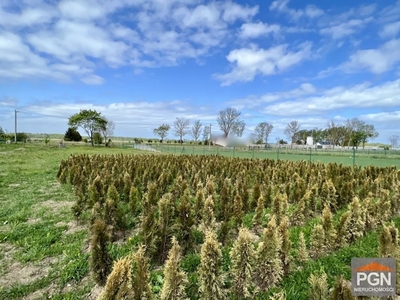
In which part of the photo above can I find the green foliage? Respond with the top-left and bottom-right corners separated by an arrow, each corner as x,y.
198,230 -> 226,300
98,256 -> 133,300
93,132 -> 103,145
254,215 -> 283,293
229,228 -> 255,299
308,270 -> 328,300
160,237 -> 189,300
64,127 -> 82,141
90,219 -> 112,286
68,109 -> 106,146
131,245 -> 154,300
154,124 -> 171,142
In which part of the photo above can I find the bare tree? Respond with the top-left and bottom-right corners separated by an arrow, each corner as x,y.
174,117 -> 190,144
345,118 -> 360,148
191,120 -> 203,142
326,120 -> 340,148
203,125 -> 210,142
99,118 -> 115,146
389,135 -> 399,149
232,120 -> 246,137
284,120 -> 301,147
217,107 -> 242,137
254,122 -> 273,144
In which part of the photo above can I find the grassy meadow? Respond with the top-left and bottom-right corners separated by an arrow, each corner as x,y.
0,142 -> 400,299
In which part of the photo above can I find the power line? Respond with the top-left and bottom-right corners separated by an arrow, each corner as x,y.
17,110 -> 69,120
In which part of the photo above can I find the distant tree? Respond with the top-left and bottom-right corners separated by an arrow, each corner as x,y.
345,118 -> 360,148
191,120 -> 203,142
389,135 -> 399,148
0,126 -> 4,136
174,118 -> 190,144
99,118 -> 115,146
203,125 -> 210,142
326,120 -> 340,147
217,107 -> 242,137
153,124 -> 171,143
64,127 -> 82,141
284,120 -> 301,147
93,132 -> 103,145
232,120 -> 246,137
254,122 -> 273,144
68,109 -> 107,147
44,134 -> 50,146
346,118 -> 379,149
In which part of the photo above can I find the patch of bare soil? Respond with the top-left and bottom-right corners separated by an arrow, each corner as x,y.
33,200 -> 74,216
24,283 -> 58,300
8,183 -> 21,187
0,243 -> 18,276
26,218 -> 42,225
55,220 -> 86,235
0,256 -> 58,288
87,283 -> 103,300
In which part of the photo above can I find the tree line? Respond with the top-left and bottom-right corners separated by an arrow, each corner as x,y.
0,107 -> 389,148
152,107 -> 380,149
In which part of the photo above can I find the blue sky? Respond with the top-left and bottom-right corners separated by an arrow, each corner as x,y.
0,0 -> 400,143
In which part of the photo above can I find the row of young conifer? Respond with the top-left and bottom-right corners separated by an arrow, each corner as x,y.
56,154 -> 400,299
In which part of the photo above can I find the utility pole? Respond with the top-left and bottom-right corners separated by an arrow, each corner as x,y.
14,110 -> 18,143
209,124 -> 211,150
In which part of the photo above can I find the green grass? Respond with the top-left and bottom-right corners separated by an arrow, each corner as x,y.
143,143 -> 400,168
0,143 -> 142,299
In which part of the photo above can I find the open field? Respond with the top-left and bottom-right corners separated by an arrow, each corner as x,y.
0,144 -> 142,299
1,143 -> 400,299
139,143 -> 400,168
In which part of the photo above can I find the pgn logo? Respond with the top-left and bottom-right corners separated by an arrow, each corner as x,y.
351,258 -> 396,296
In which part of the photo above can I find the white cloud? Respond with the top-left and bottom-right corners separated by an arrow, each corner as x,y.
238,22 -> 280,39
380,21 -> 400,38
270,0 -> 323,20
341,39 -> 400,74
0,0 -> 259,84
228,83 -> 316,108
81,75 -> 105,85
263,79 -> 400,116
320,18 -> 373,39
360,111 -> 400,123
220,1 -> 259,23
0,3 -> 58,28
0,96 -> 18,107
214,42 -> 312,86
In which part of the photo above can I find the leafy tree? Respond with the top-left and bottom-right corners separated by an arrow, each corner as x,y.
191,120 -> 203,142
64,127 -> 82,141
154,123 -> 171,143
174,118 -> 190,144
93,132 -> 103,145
284,120 -> 301,146
217,107 -> 242,137
68,109 -> 107,147
254,122 -> 273,144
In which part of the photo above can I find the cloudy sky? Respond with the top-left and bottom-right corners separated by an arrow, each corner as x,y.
1,0 -> 399,143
